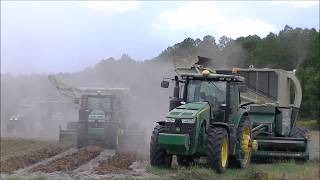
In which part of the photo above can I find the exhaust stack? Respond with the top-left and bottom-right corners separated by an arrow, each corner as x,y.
169,76 -> 181,111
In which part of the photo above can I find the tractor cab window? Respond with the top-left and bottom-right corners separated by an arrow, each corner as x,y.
87,97 -> 112,112
187,80 -> 226,109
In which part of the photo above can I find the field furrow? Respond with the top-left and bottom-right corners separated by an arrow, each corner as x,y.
30,146 -> 102,173
0,144 -> 66,173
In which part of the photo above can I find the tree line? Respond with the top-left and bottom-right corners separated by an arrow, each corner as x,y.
1,25 -> 318,131
158,25 -> 319,120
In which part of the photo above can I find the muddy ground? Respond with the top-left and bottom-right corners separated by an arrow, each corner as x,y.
0,131 -> 319,180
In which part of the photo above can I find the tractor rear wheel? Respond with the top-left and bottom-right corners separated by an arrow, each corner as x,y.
76,123 -> 88,149
105,125 -> 119,149
234,116 -> 252,168
290,126 -> 310,161
207,126 -> 229,173
177,155 -> 194,166
290,126 -> 309,138
150,125 -> 172,168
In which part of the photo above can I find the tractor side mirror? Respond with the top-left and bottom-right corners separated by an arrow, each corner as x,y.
161,80 -> 169,88
238,85 -> 248,92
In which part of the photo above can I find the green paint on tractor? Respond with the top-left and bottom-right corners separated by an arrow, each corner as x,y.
88,128 -> 104,140
150,56 -> 310,174
159,133 -> 190,153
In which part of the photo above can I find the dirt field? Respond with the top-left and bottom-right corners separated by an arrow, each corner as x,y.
30,146 -> 102,173
0,131 -> 319,180
0,138 -> 58,160
95,151 -> 145,174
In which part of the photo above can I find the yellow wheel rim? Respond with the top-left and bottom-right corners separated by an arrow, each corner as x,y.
221,138 -> 228,168
241,127 -> 250,161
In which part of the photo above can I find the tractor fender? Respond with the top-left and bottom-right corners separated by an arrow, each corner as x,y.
210,122 -> 230,134
233,108 -> 249,129
156,121 -> 166,126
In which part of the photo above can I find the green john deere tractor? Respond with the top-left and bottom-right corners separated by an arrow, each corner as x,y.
150,56 -> 310,173
48,75 -> 146,150
62,94 -> 126,149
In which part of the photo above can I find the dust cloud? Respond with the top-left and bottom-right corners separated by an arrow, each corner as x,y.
1,36 -> 246,151
0,55 -> 175,144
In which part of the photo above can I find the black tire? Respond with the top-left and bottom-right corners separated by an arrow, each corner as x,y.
290,126 -> 310,161
290,126 -> 309,138
150,125 -> 172,168
207,126 -> 229,173
233,116 -> 252,168
105,125 -> 119,149
76,123 -> 88,148
177,155 -> 194,166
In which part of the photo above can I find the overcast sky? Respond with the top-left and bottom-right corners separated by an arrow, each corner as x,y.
1,1 -> 319,74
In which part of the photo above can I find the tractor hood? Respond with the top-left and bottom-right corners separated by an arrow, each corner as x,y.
167,102 -> 209,119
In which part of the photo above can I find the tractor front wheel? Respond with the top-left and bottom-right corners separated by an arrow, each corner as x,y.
105,125 -> 119,149
290,126 -> 310,161
290,126 -> 309,138
234,116 -> 252,168
207,126 -> 229,173
150,125 -> 172,168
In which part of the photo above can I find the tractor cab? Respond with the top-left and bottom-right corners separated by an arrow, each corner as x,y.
161,66 -> 247,125
80,94 -> 114,125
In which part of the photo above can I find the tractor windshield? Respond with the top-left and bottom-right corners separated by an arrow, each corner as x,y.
186,80 -> 226,108
87,97 -> 112,112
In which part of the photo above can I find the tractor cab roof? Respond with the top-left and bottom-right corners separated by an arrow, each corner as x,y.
82,94 -> 115,98
174,55 -> 244,82
176,64 -> 244,82
179,70 -> 244,82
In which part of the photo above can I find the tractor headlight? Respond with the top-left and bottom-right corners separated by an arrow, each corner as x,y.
14,117 -> 18,121
165,118 -> 175,122
181,118 -> 196,124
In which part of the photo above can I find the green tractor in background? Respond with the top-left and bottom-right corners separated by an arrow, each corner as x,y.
48,75 -> 146,150
62,93 -> 126,149
150,56 -> 310,173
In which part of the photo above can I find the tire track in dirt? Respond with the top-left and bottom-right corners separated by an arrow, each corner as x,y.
0,144 -> 66,173
73,148 -> 115,175
15,148 -> 77,175
94,151 -> 145,174
30,146 -> 102,173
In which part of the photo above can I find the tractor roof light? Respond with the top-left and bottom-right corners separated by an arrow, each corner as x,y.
202,69 -> 210,77
232,67 -> 239,74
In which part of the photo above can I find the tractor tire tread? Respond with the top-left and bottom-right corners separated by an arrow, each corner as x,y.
290,126 -> 309,138
150,125 -> 172,167
233,116 -> 252,168
207,126 -> 228,173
